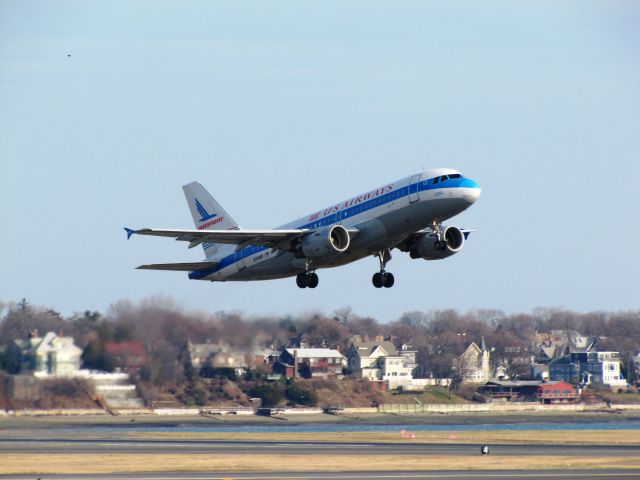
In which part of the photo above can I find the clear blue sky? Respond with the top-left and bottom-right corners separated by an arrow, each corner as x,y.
1,1 -> 638,321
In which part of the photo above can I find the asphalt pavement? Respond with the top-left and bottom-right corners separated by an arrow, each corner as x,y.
1,437 -> 639,456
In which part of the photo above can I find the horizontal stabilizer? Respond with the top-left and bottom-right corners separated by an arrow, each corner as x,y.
136,261 -> 219,272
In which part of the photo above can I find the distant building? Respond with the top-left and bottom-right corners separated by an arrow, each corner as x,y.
549,351 -> 627,388
531,363 -> 550,381
347,336 -> 416,389
479,380 -> 542,402
534,330 -> 595,364
105,341 -> 147,373
274,347 -> 346,379
537,380 -> 578,404
454,338 -> 491,384
12,331 -> 82,377
187,341 -> 220,370
187,341 -> 265,377
633,353 -> 640,386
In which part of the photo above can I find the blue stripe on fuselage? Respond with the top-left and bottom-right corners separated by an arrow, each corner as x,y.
188,176 -> 474,280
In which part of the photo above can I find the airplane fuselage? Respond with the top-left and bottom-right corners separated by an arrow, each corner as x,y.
189,168 -> 480,282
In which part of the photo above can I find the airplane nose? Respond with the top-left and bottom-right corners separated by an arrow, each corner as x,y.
460,178 -> 481,204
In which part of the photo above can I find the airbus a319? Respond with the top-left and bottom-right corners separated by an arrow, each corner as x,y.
125,168 -> 481,288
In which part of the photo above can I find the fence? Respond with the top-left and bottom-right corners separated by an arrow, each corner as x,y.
377,402 -> 640,414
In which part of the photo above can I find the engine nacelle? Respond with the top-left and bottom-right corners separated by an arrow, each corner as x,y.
410,225 -> 465,260
301,225 -> 351,259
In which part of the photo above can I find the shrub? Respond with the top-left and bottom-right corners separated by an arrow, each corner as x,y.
284,383 -> 317,406
247,383 -> 283,408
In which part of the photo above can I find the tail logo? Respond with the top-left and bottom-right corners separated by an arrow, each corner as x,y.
195,198 -> 217,222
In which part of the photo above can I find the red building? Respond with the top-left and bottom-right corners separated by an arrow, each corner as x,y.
537,380 -> 578,404
105,341 -> 147,372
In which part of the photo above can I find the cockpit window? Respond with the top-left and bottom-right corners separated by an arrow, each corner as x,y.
433,177 -> 439,184
440,175 -> 449,182
449,174 -> 461,179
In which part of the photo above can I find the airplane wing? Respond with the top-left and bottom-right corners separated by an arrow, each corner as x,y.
136,261 -> 220,271
409,228 -> 476,239
124,227 -> 310,250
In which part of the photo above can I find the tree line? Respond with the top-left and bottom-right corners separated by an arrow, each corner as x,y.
1,297 -> 639,388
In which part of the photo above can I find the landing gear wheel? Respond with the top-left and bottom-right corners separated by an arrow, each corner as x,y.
296,273 -> 308,288
373,249 -> 394,288
307,272 -> 319,288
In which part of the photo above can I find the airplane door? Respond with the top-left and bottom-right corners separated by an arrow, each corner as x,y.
235,250 -> 247,270
408,174 -> 421,203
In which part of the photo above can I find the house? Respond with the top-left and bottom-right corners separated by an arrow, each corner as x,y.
453,338 -> 491,384
479,380 -> 542,402
537,380 -> 578,404
549,351 -> 627,388
534,330 -> 594,364
347,336 -> 415,389
187,341 -> 221,370
274,347 -> 346,379
105,341 -> 147,373
531,363 -> 550,381
12,331 -> 82,377
633,353 -> 640,386
187,341 -> 265,376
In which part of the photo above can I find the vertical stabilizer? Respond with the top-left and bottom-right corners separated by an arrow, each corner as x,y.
182,182 -> 240,258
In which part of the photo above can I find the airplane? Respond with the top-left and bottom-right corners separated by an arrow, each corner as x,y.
125,168 -> 481,288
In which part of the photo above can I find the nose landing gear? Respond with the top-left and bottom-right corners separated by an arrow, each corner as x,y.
372,249 -> 394,288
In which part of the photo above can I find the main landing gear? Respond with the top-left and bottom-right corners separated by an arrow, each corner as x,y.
432,220 -> 447,251
296,271 -> 319,289
372,249 -> 394,288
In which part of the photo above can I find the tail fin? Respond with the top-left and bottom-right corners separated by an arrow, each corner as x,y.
182,182 -> 240,258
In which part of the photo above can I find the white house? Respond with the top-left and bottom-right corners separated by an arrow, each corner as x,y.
590,351 -> 627,387
347,336 -> 415,389
454,338 -> 491,384
14,331 -> 82,377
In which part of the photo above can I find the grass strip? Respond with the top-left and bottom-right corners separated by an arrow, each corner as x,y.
2,454 -> 640,475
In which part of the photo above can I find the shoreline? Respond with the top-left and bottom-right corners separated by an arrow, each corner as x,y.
2,409 -> 640,429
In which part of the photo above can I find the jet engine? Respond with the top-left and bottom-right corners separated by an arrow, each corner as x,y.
410,225 -> 465,260
301,225 -> 351,259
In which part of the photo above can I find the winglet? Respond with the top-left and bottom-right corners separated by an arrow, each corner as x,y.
124,227 -> 136,240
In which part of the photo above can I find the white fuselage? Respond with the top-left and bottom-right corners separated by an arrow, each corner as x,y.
189,168 -> 480,282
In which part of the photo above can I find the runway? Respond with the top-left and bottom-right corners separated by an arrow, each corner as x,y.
2,469 -> 640,479
2,437 -> 640,456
